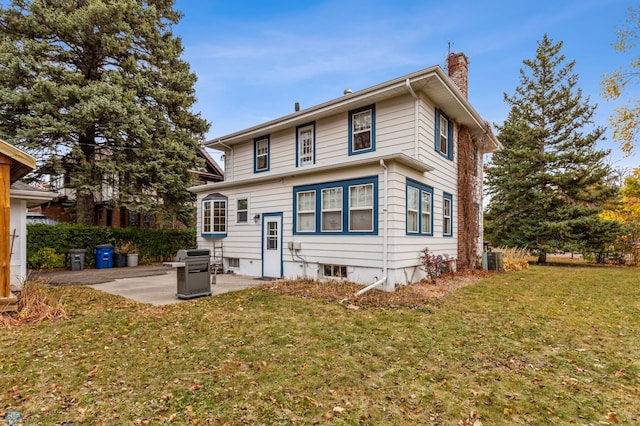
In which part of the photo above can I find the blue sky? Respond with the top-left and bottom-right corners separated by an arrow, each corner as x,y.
173,0 -> 638,171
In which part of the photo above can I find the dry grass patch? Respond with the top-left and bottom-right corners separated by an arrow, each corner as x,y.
260,270 -> 489,309
0,279 -> 67,327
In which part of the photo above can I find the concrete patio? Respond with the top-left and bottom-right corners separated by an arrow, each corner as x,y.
33,265 -> 266,306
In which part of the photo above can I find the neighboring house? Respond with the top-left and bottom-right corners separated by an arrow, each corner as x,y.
42,146 -> 223,227
190,53 -> 500,291
10,181 -> 57,288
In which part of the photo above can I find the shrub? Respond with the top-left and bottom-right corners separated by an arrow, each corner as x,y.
27,224 -> 196,269
27,247 -> 65,270
420,248 -> 455,284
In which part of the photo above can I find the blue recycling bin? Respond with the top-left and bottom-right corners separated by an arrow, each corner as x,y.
94,244 -> 114,269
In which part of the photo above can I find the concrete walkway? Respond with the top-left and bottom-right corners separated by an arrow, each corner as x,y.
34,265 -> 266,306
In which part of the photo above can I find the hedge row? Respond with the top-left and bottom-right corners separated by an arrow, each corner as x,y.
27,224 -> 196,268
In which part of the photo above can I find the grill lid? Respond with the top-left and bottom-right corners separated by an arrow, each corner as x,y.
175,249 -> 210,261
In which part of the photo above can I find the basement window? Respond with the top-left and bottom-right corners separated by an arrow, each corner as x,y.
227,258 -> 240,268
322,264 -> 347,279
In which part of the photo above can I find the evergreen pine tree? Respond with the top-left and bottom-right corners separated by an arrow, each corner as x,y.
0,0 -> 209,226
485,34 -> 621,263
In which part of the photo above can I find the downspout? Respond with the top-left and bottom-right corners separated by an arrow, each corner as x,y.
405,79 -> 419,158
211,139 -> 233,180
356,159 -> 389,295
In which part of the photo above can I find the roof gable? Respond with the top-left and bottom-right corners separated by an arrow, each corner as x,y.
205,65 -> 499,152
0,139 -> 36,183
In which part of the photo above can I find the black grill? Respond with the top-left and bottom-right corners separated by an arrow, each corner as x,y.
175,249 -> 212,300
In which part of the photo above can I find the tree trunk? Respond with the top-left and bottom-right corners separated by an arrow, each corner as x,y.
76,192 -> 95,225
537,252 -> 547,264
76,127 -> 97,226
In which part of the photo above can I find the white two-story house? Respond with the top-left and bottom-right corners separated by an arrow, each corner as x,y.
190,53 -> 500,291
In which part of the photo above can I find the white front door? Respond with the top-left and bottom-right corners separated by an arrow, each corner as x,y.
262,213 -> 282,278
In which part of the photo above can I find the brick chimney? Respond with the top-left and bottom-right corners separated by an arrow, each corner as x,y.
447,52 -> 469,98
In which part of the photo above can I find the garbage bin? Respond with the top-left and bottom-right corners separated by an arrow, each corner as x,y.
94,244 -> 114,269
482,251 -> 504,271
69,249 -> 86,271
113,252 -> 127,268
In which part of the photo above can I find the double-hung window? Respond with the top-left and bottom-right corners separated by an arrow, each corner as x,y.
293,176 -> 378,235
349,104 -> 375,155
297,122 -> 315,166
254,136 -> 270,172
202,194 -> 227,236
443,192 -> 453,237
237,198 -> 248,223
435,108 -> 453,160
321,187 -> 343,232
406,179 -> 433,236
296,191 -> 316,232
350,184 -> 373,231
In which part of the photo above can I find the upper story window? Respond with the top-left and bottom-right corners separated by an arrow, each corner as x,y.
254,135 -> 270,173
237,197 -> 248,223
297,122 -> 315,167
202,194 -> 227,236
406,179 -> 433,236
293,176 -> 378,235
435,108 -> 453,160
443,192 -> 453,237
349,104 -> 376,155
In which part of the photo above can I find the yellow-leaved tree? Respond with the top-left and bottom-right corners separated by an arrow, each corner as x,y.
601,167 -> 640,264
601,6 -> 640,155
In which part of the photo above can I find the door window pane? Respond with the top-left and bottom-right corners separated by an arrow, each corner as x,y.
267,221 -> 278,250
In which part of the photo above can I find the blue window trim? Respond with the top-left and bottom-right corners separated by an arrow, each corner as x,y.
435,108 -> 453,160
295,121 -> 316,167
348,104 -> 376,156
293,176 -> 378,235
443,192 -> 453,237
261,212 -> 283,278
201,196 -> 228,238
254,135 -> 270,173
406,179 -> 434,236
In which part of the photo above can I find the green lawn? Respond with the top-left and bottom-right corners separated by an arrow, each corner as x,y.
1,264 -> 639,425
